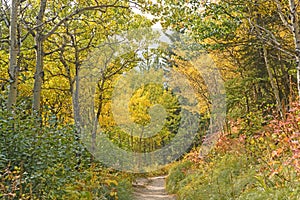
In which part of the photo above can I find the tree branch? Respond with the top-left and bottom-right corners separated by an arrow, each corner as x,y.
275,0 -> 293,31
21,19 -> 36,37
44,2 -> 129,39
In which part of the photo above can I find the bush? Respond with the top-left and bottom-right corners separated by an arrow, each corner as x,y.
166,102 -> 300,200
0,108 -> 84,198
185,154 -> 255,199
0,107 -> 133,199
166,160 -> 192,193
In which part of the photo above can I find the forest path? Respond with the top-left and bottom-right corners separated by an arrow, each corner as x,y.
133,176 -> 176,200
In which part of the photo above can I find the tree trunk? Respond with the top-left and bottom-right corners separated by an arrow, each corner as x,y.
7,0 -> 20,110
33,37 -> 44,112
73,69 -> 81,130
289,0 -> 300,99
263,45 -> 284,117
253,2 -> 284,114
275,0 -> 300,99
32,0 -> 47,112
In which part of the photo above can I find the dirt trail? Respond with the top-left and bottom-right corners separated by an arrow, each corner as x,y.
133,176 -> 176,200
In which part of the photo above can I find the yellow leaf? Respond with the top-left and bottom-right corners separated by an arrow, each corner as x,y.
104,179 -> 118,186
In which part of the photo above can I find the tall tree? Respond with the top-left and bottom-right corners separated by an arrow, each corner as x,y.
0,0 -> 10,99
275,0 -> 300,99
159,0 -> 296,114
21,0 -> 129,113
7,0 -> 20,110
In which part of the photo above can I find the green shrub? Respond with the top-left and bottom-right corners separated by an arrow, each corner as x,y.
0,107 -> 133,199
166,160 -> 192,193
116,178 -> 133,200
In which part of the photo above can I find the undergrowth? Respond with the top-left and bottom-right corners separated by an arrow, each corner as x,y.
166,102 -> 300,200
0,107 -> 133,200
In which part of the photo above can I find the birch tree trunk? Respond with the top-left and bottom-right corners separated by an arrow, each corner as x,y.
7,0 -> 20,110
276,0 -> 300,99
32,0 -> 47,112
289,0 -> 300,99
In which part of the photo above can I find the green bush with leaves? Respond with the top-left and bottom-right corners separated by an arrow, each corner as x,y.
0,106 -> 133,199
166,160 -> 192,193
0,108 -> 81,198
